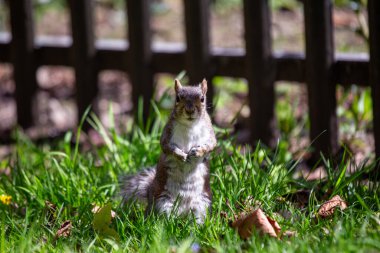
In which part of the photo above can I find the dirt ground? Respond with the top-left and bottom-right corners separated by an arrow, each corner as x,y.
0,0 -> 372,163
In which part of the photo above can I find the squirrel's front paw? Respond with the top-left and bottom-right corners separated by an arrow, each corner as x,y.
174,150 -> 188,162
188,146 -> 205,158
180,153 -> 188,162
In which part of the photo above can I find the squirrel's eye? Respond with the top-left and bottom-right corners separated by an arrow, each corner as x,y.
176,95 -> 180,103
200,96 -> 205,103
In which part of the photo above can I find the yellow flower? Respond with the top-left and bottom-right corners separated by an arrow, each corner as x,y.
0,194 -> 12,205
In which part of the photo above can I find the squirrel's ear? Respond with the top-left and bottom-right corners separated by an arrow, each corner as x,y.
200,79 -> 208,95
174,79 -> 182,93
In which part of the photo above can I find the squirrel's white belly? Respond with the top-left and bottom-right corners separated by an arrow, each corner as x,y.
166,162 -> 207,194
165,162 -> 210,215
171,120 -> 209,152
161,121 -> 211,218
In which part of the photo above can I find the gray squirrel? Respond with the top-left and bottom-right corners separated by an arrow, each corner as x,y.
121,79 -> 217,223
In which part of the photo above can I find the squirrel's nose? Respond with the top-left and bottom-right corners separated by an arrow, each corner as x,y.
185,105 -> 195,114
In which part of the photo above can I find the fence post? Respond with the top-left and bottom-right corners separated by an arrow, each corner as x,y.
368,0 -> 380,175
183,0 -> 213,102
68,0 -> 98,125
304,0 -> 338,158
243,0 -> 277,148
9,0 -> 37,128
126,0 -> 154,122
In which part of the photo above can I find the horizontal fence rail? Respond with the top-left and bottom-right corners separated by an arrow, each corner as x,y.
0,35 -> 371,85
0,0 -> 379,167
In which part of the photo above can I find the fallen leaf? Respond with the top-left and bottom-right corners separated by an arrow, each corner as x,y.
92,203 -> 119,240
92,203 -> 113,229
266,215 -> 281,235
92,204 -> 116,218
231,208 -> 280,239
318,195 -> 348,218
45,200 -> 57,226
55,220 -> 72,239
230,212 -> 245,229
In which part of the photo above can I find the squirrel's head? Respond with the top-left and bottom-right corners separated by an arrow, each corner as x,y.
173,79 -> 208,122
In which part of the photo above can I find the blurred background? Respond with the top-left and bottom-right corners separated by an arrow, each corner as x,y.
0,0 -> 374,162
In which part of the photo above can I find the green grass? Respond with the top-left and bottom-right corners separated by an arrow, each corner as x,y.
0,106 -> 379,252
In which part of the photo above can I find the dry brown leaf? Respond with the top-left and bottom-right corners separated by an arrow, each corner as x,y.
55,220 -> 72,239
231,208 -> 281,239
45,201 -> 57,224
318,195 -> 348,218
266,215 -> 281,235
230,212 -> 246,229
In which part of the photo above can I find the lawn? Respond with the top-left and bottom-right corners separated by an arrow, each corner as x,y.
0,108 -> 379,253
0,1 -> 378,251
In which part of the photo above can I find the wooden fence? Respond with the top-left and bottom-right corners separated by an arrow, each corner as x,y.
0,0 -> 379,163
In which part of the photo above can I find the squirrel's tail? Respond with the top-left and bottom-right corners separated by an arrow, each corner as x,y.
120,167 -> 156,204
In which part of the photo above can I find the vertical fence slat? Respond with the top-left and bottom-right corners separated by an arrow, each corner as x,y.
9,0 -> 36,128
126,0 -> 154,121
368,0 -> 380,172
183,0 -> 213,98
304,0 -> 338,157
243,0 -> 277,148
68,0 -> 97,123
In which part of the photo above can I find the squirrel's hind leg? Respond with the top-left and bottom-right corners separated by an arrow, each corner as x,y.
191,194 -> 212,224
154,192 -> 175,216
144,190 -> 155,217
